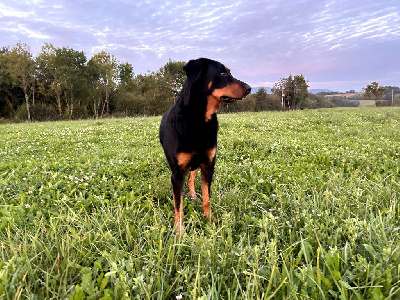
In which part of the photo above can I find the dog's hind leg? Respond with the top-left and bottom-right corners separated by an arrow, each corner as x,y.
200,164 -> 214,219
200,147 -> 217,219
188,169 -> 198,199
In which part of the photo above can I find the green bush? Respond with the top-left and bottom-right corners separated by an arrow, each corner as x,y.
376,100 -> 392,107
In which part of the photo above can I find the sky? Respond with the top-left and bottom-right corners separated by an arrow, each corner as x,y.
1,0 -> 399,92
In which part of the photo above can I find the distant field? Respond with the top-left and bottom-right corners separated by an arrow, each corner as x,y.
1,108 -> 399,299
354,99 -> 376,107
324,92 -> 361,98
324,93 -> 377,107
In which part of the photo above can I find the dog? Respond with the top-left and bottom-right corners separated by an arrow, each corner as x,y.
159,58 -> 251,234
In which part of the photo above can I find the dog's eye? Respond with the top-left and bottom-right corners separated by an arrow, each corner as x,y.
220,72 -> 228,76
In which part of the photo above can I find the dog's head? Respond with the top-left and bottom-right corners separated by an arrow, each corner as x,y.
183,58 -> 251,107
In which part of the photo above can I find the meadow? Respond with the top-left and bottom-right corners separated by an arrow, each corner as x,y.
0,107 -> 399,299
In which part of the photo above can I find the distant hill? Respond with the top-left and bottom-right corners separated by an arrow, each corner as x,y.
309,89 -> 334,94
251,87 -> 272,93
251,87 -> 333,94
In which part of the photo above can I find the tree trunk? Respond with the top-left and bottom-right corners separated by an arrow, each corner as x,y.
22,80 -> 31,122
6,96 -> 14,112
56,93 -> 63,117
105,91 -> 109,115
93,101 -> 97,119
24,92 -> 31,122
69,85 -> 74,119
97,96 -> 102,119
70,101 -> 74,119
32,85 -> 35,106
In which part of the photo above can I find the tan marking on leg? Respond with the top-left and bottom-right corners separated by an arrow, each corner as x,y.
201,171 -> 211,219
188,169 -> 198,198
173,190 -> 184,235
176,152 -> 193,170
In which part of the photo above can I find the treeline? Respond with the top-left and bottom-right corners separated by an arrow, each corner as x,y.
1,42 -> 187,122
222,74 -> 336,113
0,42 -> 367,122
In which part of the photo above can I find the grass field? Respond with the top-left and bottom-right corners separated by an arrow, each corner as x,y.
1,108 -> 399,299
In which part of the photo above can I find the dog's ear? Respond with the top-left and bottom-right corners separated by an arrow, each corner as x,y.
183,58 -> 207,84
182,58 -> 208,106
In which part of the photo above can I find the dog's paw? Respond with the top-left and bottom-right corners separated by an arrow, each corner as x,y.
188,191 -> 199,201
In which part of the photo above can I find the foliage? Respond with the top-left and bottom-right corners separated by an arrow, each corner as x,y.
330,97 -> 360,107
376,100 -> 392,107
272,75 -> 309,109
36,43 -> 87,119
1,42 -> 400,122
383,86 -> 400,103
300,93 -> 335,109
0,42 -> 188,122
0,108 -> 399,299
363,82 -> 386,103
222,87 -> 282,113
0,47 -> 20,119
158,59 -> 186,99
6,42 -> 35,121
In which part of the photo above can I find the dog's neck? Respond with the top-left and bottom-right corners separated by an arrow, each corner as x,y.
205,95 -> 221,122
178,80 -> 220,123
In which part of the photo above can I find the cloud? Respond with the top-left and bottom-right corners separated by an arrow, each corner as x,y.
17,24 -> 50,39
0,2 -> 33,18
0,0 -> 399,91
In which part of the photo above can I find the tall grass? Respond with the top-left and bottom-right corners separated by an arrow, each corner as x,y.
0,108 -> 399,299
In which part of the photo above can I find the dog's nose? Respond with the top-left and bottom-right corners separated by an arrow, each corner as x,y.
244,84 -> 251,94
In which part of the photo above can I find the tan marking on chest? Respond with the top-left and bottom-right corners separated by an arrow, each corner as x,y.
205,95 -> 222,122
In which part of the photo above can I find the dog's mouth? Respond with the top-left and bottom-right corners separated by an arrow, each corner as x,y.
220,96 -> 245,103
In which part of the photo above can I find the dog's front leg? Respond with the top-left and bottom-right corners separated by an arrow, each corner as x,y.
171,172 -> 185,234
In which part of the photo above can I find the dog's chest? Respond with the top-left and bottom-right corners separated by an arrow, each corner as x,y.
180,118 -> 219,150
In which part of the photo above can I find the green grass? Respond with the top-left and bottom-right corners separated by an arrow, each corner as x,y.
1,108 -> 399,299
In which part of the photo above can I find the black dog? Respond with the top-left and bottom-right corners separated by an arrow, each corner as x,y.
159,58 -> 251,234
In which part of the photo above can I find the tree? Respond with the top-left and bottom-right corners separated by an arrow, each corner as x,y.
7,42 -> 35,121
254,87 -> 274,111
55,46 -> 87,118
88,52 -> 118,118
301,94 -> 335,109
272,78 -> 287,108
363,82 -> 386,105
382,86 -> 400,105
113,62 -> 142,117
0,47 -> 16,118
36,43 -> 87,119
118,62 -> 134,86
158,59 -> 186,99
135,72 -> 170,115
293,75 -> 309,108
272,74 -> 309,109
130,60 -> 186,116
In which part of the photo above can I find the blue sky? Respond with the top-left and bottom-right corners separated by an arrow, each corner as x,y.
1,0 -> 399,92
